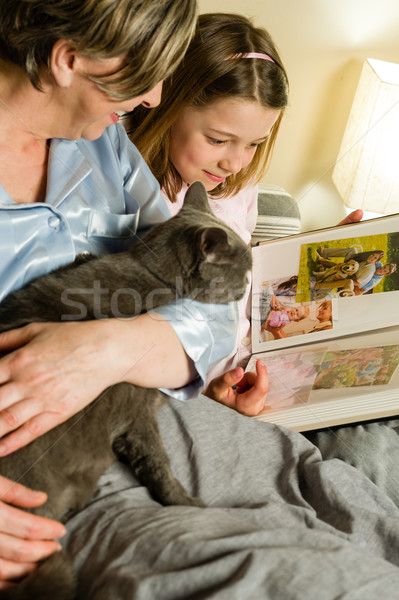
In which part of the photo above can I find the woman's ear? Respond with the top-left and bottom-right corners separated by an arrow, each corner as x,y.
50,39 -> 78,88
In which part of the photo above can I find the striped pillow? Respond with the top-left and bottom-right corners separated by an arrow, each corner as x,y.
251,184 -> 301,246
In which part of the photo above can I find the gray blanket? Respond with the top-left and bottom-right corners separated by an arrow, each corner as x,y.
64,396 -> 399,599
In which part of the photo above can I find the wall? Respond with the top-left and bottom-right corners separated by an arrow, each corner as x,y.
198,0 -> 399,230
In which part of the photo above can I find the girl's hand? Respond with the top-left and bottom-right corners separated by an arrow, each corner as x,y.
0,475 -> 65,588
336,209 -> 363,226
204,359 -> 268,416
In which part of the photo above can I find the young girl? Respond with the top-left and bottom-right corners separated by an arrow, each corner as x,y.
126,12 -> 289,414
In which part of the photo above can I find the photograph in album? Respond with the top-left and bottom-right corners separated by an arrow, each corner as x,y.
248,213 -> 399,431
295,232 -> 399,303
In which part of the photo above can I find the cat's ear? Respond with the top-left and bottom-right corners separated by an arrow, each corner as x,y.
200,227 -> 231,263
181,181 -> 212,214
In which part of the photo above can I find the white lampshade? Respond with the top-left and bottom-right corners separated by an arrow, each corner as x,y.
332,58 -> 399,214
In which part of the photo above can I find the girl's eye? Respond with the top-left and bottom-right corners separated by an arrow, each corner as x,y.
207,137 -> 227,146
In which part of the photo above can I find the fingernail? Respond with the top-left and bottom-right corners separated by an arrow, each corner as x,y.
56,525 -> 67,538
233,368 -> 242,378
32,490 -> 47,499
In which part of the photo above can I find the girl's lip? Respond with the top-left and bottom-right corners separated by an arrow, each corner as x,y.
110,113 -> 120,124
203,170 -> 225,183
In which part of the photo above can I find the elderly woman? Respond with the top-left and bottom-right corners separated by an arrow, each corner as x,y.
0,0 -> 245,586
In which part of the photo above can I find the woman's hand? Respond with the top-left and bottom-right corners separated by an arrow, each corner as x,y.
0,475 -> 65,589
270,294 -> 280,310
265,323 -> 287,339
204,359 -> 268,416
0,321 -> 125,456
0,315 -> 192,456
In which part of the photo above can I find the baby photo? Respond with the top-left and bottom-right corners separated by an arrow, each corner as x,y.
247,349 -> 324,412
295,232 -> 399,303
247,348 -> 332,415
258,280 -> 334,342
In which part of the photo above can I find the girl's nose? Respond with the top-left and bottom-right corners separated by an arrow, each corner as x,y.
219,152 -> 243,175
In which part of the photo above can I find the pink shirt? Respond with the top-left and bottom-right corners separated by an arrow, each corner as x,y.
163,183 -> 258,383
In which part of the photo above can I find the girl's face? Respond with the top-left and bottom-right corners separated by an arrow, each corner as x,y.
169,98 -> 280,191
317,301 -> 332,322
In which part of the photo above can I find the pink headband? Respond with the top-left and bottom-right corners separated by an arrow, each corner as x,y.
234,52 -> 275,63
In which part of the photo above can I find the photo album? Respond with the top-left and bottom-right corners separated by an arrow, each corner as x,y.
248,213 -> 399,432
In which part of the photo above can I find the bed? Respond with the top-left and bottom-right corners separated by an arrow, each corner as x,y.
63,187 -> 399,598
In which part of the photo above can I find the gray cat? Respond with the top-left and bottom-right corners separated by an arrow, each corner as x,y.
0,181 -> 251,600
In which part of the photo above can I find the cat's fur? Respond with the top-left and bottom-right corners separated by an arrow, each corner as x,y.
0,182 -> 251,600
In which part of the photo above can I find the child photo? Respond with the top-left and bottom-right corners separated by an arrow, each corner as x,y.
295,232 -> 399,303
257,280 -> 334,342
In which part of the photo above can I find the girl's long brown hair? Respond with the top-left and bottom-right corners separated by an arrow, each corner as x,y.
126,12 -> 289,202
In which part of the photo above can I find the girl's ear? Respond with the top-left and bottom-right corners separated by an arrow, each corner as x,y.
50,39 -> 79,88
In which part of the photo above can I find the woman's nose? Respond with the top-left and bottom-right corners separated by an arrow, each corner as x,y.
140,81 -> 163,108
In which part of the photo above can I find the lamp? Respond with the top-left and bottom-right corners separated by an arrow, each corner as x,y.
332,58 -> 399,215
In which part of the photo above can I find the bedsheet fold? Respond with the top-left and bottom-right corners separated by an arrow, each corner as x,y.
64,396 -> 399,599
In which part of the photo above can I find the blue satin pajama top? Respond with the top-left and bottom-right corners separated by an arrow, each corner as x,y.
0,124 -> 237,400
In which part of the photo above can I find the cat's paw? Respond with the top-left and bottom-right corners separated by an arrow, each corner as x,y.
158,482 -> 206,507
184,496 -> 206,508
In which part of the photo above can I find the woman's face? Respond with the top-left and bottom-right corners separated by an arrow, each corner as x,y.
57,54 -> 163,141
366,252 -> 383,263
169,98 -> 280,191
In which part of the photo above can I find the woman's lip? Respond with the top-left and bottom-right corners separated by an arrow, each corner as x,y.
110,113 -> 120,124
203,170 -> 225,183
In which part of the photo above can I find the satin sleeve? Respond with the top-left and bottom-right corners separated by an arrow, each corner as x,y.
152,300 -> 239,401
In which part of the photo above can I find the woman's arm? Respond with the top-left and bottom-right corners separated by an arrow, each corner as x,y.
0,297 -> 237,454
0,315 -> 193,455
265,323 -> 288,339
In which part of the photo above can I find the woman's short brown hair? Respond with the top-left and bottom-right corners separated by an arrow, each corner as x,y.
0,0 -> 197,99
